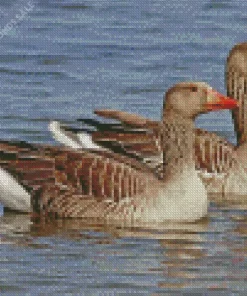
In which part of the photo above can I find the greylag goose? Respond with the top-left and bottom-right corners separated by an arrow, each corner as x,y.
1,82 -> 237,221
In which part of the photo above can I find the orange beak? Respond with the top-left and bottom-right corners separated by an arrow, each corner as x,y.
205,90 -> 238,111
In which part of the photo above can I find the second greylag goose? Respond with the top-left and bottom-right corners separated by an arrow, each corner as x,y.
227,42 -> 247,146
13,81 -> 235,222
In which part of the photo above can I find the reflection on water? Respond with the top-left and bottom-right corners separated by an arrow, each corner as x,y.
0,202 -> 247,295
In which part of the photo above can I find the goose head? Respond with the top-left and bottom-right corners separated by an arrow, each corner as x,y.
227,43 -> 247,81
163,81 -> 238,120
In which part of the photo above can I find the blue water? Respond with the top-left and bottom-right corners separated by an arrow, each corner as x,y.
1,0 -> 247,295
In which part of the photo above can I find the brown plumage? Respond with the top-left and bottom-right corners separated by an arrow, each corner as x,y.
0,140 -> 152,218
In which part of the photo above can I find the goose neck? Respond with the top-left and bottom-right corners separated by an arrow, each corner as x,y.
162,113 -> 196,180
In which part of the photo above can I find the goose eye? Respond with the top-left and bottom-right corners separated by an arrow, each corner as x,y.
191,86 -> 198,92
